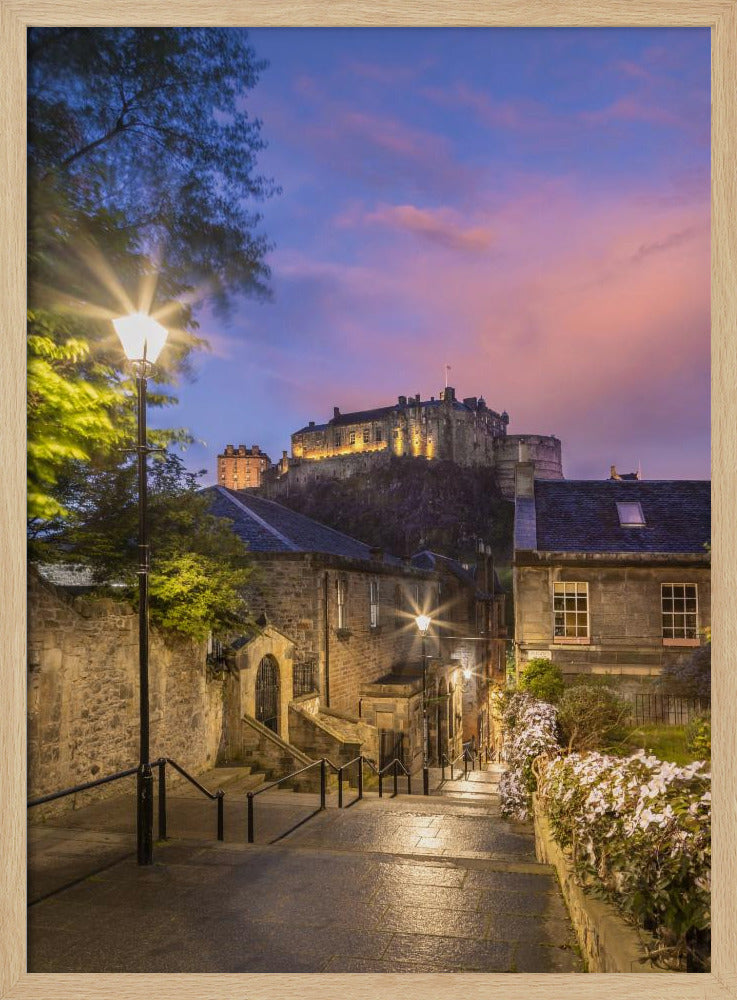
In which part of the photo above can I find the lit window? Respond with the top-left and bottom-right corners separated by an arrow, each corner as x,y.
662,584 -> 698,640
369,580 -> 379,628
554,582 -> 589,638
363,428 -> 370,443
617,501 -> 645,526
349,430 -> 356,445
336,578 -> 347,630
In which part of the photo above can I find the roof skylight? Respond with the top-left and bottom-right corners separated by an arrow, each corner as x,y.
616,501 -> 646,527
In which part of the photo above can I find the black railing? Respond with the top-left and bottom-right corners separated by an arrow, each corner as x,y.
28,759 -> 225,843
377,757 -> 411,798
246,757 -> 337,844
154,757 -> 224,842
27,765 -> 139,809
440,746 -> 475,782
632,694 -> 709,726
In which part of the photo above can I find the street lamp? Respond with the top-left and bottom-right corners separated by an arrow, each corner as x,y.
113,312 -> 169,866
415,614 -> 431,795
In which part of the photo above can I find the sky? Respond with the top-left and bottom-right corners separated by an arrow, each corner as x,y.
155,28 -> 711,484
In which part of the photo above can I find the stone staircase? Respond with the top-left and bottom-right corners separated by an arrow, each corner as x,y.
434,761 -> 504,803
182,764 -> 268,796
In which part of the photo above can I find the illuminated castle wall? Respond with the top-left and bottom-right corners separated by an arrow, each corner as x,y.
284,386 -> 563,497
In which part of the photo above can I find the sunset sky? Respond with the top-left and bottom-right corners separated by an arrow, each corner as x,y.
158,27 -> 710,483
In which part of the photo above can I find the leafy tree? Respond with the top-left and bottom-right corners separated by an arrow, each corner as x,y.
32,453 -> 253,638
660,644 -> 711,702
27,28 -> 276,521
518,658 -> 564,703
28,27 -> 276,306
556,684 -> 631,753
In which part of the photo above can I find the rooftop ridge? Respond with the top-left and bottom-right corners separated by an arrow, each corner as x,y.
214,486 -> 300,551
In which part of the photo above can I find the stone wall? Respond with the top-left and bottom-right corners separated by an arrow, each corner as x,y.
245,553 -> 435,718
27,569 -> 224,815
514,556 -> 711,680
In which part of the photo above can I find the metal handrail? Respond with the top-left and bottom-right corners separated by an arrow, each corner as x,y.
247,757 -> 330,843
377,757 -> 411,798
154,757 -> 225,842
27,765 -> 138,808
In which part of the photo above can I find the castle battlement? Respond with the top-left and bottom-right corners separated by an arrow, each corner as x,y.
278,387 -> 563,498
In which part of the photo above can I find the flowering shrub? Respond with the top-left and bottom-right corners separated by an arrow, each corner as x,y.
498,693 -> 559,820
538,751 -> 711,970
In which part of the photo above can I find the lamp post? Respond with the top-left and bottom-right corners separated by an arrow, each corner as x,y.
415,614 -> 431,795
112,312 -> 169,866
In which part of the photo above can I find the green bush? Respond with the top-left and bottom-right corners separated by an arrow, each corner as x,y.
556,684 -> 631,752
686,711 -> 711,760
518,658 -> 564,702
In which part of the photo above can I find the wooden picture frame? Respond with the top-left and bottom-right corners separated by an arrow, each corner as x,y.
2,3 -> 734,998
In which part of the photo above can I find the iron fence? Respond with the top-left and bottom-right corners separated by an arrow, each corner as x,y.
293,661 -> 318,697
631,693 -> 709,726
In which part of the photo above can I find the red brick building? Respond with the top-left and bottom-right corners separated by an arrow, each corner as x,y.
217,444 -> 271,490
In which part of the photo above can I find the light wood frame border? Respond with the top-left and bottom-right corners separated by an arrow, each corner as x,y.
1,4 -> 734,999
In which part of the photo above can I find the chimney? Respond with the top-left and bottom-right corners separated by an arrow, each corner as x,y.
440,386 -> 455,403
515,462 -> 535,501
610,465 -> 621,480
333,407 -> 340,419
252,444 -> 260,454
308,420 -> 315,428
369,546 -> 383,562
415,393 -> 421,404
398,395 -> 407,406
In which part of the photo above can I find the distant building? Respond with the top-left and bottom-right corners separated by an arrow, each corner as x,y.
217,444 -> 271,490
512,464 -> 711,691
204,486 -> 507,770
278,385 -> 562,498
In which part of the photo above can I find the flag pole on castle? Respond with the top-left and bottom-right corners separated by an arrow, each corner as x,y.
445,363 -> 451,388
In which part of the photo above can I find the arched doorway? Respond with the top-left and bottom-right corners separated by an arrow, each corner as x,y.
255,655 -> 280,733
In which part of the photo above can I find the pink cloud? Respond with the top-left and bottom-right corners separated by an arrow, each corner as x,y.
268,173 -> 709,478
359,203 -> 494,252
580,96 -> 682,127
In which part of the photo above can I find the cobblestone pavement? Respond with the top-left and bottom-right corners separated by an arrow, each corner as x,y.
28,769 -> 584,973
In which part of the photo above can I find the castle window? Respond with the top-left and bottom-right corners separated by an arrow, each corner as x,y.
553,582 -> 589,639
363,428 -> 370,444
334,432 -> 342,447
349,431 -> 356,445
662,584 -> 698,641
336,578 -> 347,630
369,579 -> 379,628
375,427 -> 383,443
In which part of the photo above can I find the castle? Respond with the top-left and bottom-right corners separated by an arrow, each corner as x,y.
218,385 -> 564,498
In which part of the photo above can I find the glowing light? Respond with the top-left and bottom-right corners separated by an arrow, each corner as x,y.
416,614 -> 431,634
113,313 -> 169,364
463,667 -> 472,680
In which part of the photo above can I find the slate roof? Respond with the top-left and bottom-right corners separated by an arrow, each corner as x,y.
203,485 -> 403,564
529,480 -> 710,554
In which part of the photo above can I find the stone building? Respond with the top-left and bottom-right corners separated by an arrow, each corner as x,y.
205,485 -> 504,771
217,444 -> 271,490
278,385 -> 562,499
512,465 -> 711,690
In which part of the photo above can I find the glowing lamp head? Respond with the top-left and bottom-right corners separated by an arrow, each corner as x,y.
113,313 -> 168,364
415,614 -> 431,635
462,667 -> 472,680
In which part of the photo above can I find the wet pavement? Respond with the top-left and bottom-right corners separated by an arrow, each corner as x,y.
28,767 -> 584,973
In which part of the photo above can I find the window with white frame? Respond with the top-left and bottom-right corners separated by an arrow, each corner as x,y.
369,579 -> 379,628
661,583 -> 698,640
553,582 -> 589,638
336,578 -> 347,630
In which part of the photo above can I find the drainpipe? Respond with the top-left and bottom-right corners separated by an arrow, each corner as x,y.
323,571 -> 331,707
